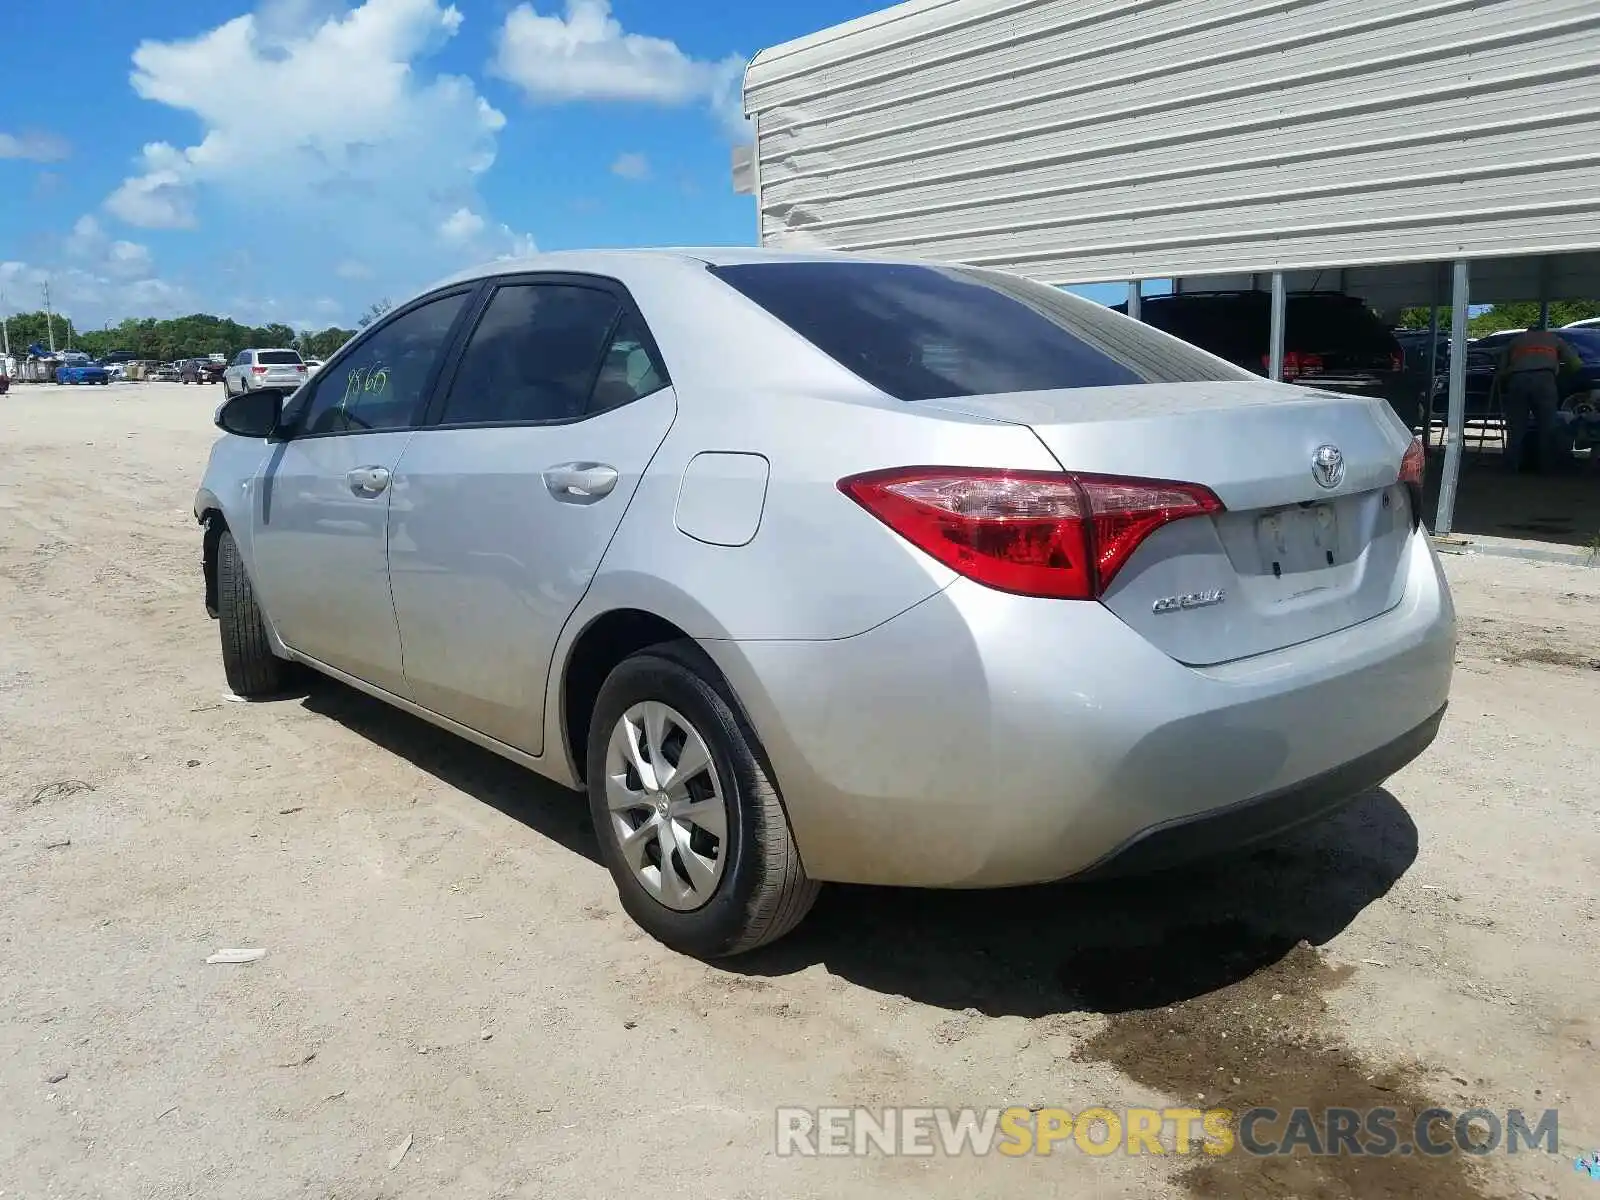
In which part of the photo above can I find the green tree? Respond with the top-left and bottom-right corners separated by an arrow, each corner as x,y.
1399,299 -> 1600,336
2,310 -> 71,353
298,326 -> 356,359
357,299 -> 393,328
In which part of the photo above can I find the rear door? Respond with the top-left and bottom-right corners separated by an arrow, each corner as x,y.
248,289 -> 475,693
388,276 -> 676,754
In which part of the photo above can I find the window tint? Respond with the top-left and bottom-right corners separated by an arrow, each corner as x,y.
711,261 -> 1243,402
1560,329 -> 1600,365
1141,294 -> 1398,361
590,310 -> 669,413
257,350 -> 302,365
295,292 -> 468,436
437,284 -> 623,425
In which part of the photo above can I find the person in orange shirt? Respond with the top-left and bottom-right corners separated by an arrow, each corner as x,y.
1495,327 -> 1582,472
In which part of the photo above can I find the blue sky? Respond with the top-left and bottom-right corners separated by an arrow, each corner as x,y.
0,0 -> 1126,332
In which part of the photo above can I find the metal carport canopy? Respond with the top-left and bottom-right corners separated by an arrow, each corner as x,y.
743,0 -> 1600,535
742,0 -> 1600,287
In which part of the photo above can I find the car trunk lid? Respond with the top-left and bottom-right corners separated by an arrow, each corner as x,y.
920,380 -> 1416,666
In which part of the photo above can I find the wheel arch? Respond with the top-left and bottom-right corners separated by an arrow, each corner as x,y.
197,494 -> 227,618
560,608 -> 705,785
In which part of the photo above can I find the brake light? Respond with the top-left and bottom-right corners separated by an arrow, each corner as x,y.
1399,437 -> 1426,528
251,365 -> 267,375
838,467 -> 1224,600
1261,351 -> 1325,381
1390,350 -> 1404,372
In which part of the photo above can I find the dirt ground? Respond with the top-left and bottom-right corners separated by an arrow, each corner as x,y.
3,382 -> 1598,1199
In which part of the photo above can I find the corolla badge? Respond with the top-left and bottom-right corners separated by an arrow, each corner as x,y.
1311,444 -> 1345,489
1152,589 -> 1226,615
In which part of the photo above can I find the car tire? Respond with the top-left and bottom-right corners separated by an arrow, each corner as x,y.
586,641 -> 818,958
216,529 -> 286,698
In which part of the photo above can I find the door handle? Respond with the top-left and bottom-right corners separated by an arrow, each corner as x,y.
347,466 -> 391,496
543,462 -> 619,503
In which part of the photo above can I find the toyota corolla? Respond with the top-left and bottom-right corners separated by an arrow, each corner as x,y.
194,250 -> 1455,958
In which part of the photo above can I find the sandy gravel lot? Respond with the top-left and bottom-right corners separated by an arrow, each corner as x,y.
2,382 -> 1598,1199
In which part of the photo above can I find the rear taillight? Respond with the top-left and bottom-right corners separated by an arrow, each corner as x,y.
838,467 -> 1224,600
1261,351 -> 1326,381
1390,350 -> 1404,372
1399,436 -> 1425,527
251,365 -> 267,375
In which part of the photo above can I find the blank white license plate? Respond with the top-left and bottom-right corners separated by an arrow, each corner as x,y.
1256,504 -> 1339,574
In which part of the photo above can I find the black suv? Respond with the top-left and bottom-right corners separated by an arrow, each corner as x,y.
1117,291 -> 1423,428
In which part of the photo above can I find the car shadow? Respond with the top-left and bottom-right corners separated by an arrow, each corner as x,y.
281,671 -> 1416,1018
725,788 -> 1418,1017
295,673 -> 601,865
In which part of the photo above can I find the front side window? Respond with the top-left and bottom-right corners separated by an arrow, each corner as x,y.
436,283 -> 633,425
710,261 -> 1247,402
294,292 -> 469,436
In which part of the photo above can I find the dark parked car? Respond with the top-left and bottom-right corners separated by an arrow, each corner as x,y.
1118,291 -> 1424,429
179,358 -> 225,384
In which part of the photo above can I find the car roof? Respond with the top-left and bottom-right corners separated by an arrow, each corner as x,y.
427,246 -> 956,293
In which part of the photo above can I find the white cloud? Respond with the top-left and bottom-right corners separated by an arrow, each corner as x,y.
63,215 -> 157,282
0,260 -> 193,328
66,215 -> 106,258
335,259 -> 374,280
101,0 -> 530,264
439,206 -> 486,242
492,0 -> 749,139
492,224 -> 538,260
0,130 -> 71,162
105,145 -> 197,229
610,152 -> 650,181
107,241 -> 156,280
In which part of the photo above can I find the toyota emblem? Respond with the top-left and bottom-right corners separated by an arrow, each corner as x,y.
1311,444 -> 1345,489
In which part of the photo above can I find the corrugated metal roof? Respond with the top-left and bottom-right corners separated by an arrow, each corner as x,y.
745,0 -> 1600,284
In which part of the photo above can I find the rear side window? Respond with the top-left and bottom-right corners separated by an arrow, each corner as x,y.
257,350 -> 302,365
710,261 -> 1245,402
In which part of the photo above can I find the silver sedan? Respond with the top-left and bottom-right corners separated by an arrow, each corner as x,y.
194,249 -> 1455,957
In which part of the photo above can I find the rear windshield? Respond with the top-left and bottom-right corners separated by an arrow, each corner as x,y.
1560,329 -> 1600,365
1138,295 -> 1398,360
709,261 -> 1247,402
257,351 -> 302,365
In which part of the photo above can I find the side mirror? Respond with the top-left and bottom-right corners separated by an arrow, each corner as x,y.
215,388 -> 287,439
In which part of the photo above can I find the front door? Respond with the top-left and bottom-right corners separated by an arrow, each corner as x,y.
388,280 -> 677,754
248,289 -> 474,694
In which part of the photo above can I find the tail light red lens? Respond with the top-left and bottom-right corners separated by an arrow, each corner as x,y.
1399,437 -> 1425,487
1260,351 -> 1326,381
1399,436 -> 1426,527
251,365 -> 267,375
1390,350 -> 1405,372
838,467 -> 1224,600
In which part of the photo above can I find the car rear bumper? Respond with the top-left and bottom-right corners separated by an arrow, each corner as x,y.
702,528 -> 1455,888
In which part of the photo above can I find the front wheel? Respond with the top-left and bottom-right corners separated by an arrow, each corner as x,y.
216,529 -> 286,698
587,643 -> 818,958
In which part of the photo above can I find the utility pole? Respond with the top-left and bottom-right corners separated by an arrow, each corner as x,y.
42,281 -> 56,353
1,290 -> 11,360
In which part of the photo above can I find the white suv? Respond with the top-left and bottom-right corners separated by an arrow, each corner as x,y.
223,348 -> 307,396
